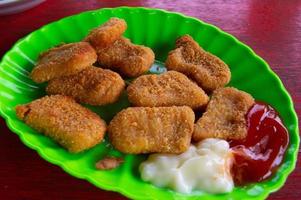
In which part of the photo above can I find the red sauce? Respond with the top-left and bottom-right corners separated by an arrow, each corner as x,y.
230,102 -> 289,185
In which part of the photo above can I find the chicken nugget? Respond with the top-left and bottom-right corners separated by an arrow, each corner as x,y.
127,71 -> 209,109
193,87 -> 254,141
165,35 -> 231,92
46,66 -> 125,105
97,37 -> 155,77
84,17 -> 127,48
31,42 -> 97,83
108,106 -> 195,154
16,95 -> 106,153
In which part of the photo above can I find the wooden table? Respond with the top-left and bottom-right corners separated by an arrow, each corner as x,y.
0,0 -> 300,199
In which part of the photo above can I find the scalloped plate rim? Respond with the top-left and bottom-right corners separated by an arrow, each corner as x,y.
0,7 -> 299,200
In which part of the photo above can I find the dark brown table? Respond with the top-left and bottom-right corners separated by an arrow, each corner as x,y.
0,0 -> 300,199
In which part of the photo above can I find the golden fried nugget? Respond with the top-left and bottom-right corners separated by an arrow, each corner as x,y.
127,71 -> 209,109
16,95 -> 106,153
165,35 -> 231,92
84,17 -> 127,48
193,87 -> 254,141
108,106 -> 195,154
30,42 -> 97,83
97,37 -> 155,77
46,66 -> 125,105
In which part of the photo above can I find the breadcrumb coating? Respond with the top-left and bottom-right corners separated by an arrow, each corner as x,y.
193,87 -> 254,141
97,37 -> 155,77
108,106 -> 195,154
127,71 -> 209,109
84,17 -> 127,48
46,66 -> 125,105
165,35 -> 230,92
95,157 -> 124,170
16,95 -> 106,153
31,42 -> 97,83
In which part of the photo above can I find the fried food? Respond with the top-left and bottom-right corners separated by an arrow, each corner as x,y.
97,37 -> 155,77
193,87 -> 254,141
15,95 -> 106,153
84,17 -> 127,48
108,106 -> 195,154
127,71 -> 209,109
46,66 -> 125,105
165,35 -> 231,92
95,156 -> 124,170
31,42 -> 97,83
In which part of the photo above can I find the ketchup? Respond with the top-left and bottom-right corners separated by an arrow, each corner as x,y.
230,102 -> 289,185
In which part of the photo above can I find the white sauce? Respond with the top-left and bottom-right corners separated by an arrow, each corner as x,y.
139,138 -> 233,194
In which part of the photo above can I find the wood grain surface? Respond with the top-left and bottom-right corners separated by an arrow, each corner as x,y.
0,0 -> 300,199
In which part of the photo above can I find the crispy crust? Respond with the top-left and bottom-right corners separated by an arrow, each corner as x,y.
15,95 -> 106,153
165,35 -> 231,92
127,71 -> 209,109
193,87 -> 255,141
46,66 -> 125,105
84,17 -> 127,48
95,157 -> 124,170
97,37 -> 155,77
30,42 -> 97,83
108,106 -> 195,154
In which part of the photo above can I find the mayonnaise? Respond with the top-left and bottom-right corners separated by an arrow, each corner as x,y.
139,138 -> 233,194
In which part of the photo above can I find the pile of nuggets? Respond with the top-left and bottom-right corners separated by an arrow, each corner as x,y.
16,17 -> 255,165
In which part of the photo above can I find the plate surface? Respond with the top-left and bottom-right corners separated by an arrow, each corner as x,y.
0,7 -> 299,200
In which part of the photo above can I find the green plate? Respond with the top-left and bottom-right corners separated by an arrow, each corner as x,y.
0,7 -> 299,200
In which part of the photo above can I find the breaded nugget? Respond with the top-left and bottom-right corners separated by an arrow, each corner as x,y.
165,35 -> 231,92
127,71 -> 209,109
31,42 -> 97,83
97,37 -> 155,77
108,106 -> 195,154
84,17 -> 127,48
16,95 -> 106,153
193,87 -> 254,141
46,66 -> 125,105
